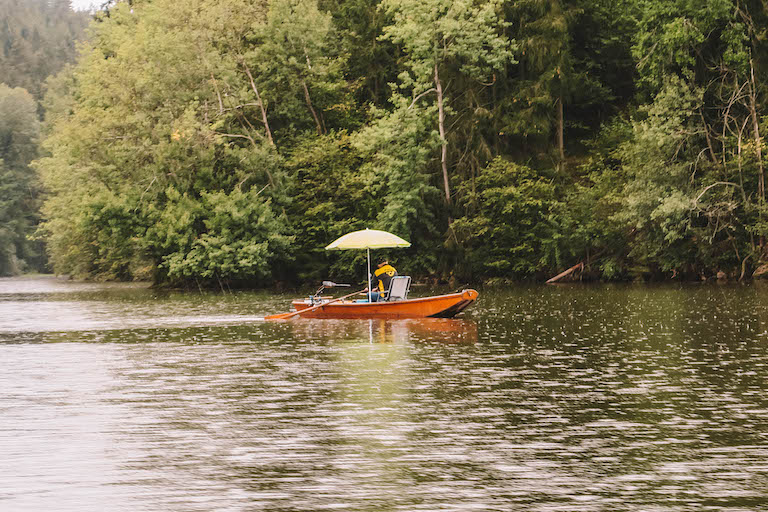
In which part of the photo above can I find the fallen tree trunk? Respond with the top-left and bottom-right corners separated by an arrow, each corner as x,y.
546,262 -> 584,284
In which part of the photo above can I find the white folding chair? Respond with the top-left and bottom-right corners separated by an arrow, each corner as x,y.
386,276 -> 411,301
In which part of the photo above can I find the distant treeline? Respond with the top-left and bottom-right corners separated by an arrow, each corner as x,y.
0,0 -> 89,275
4,0 -> 768,285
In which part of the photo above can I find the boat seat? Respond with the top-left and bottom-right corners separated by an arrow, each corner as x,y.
386,275 -> 411,301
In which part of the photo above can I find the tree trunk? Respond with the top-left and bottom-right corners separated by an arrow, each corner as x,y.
750,58 -> 765,204
546,262 -> 583,283
435,63 -> 450,204
737,117 -> 756,251
243,64 -> 275,147
302,80 -> 324,136
700,110 -> 719,165
557,95 -> 565,163
749,57 -> 765,251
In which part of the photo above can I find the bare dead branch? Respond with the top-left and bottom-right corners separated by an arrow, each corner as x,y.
242,63 -> 276,147
636,41 -> 659,70
216,132 -> 260,144
699,110 -> 719,165
137,175 -> 157,206
218,102 -> 261,114
210,73 -> 224,114
302,80 -> 324,136
694,181 -> 742,205
408,88 -> 436,109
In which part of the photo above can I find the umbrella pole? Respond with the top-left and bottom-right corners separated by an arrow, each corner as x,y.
367,248 -> 372,302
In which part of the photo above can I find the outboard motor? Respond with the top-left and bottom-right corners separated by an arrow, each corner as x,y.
310,281 -> 351,304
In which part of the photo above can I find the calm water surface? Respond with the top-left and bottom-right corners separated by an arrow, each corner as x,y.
2,276 -> 768,511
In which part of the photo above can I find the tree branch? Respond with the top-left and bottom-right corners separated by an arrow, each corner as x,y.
694,181 -> 741,205
408,88 -> 436,109
302,80 -> 324,135
242,62 -> 275,147
216,132 -> 261,143
210,72 -> 224,114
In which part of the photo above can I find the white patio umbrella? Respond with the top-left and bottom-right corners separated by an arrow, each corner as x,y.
325,228 -> 411,302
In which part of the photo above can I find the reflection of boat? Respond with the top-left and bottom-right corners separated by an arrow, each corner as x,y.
393,318 -> 478,344
290,289 -> 479,319
286,317 -> 479,344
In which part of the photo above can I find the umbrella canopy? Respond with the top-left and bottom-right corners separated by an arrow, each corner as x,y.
325,229 -> 411,251
325,228 -> 411,302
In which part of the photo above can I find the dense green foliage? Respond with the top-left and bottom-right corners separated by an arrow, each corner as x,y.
22,0 -> 768,284
0,85 -> 43,275
453,158 -> 558,280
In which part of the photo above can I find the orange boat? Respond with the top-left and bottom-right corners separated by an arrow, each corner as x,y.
288,289 -> 479,319
265,229 -> 479,320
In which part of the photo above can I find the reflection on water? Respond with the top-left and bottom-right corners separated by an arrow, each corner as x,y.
2,276 -> 768,511
287,317 -> 479,345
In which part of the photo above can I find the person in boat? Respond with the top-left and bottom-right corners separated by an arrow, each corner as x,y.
365,259 -> 397,302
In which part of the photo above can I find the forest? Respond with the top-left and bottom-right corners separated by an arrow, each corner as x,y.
1,0 -> 767,286
1,0 -> 89,275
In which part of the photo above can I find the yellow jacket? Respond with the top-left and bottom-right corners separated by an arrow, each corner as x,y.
373,264 -> 397,292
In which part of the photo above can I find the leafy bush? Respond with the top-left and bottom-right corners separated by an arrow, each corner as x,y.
453,157 -> 558,280
145,187 -> 294,286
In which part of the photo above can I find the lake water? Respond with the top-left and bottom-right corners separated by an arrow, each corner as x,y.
2,276 -> 768,511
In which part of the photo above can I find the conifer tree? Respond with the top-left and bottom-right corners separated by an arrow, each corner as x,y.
0,0 -> 89,101
0,85 -> 41,275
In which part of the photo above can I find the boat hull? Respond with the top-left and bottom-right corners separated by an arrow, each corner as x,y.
290,289 -> 479,319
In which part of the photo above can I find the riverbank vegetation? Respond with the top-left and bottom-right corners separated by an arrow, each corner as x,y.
3,0 -> 768,285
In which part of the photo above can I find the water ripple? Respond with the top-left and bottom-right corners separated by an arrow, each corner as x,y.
1,278 -> 768,510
